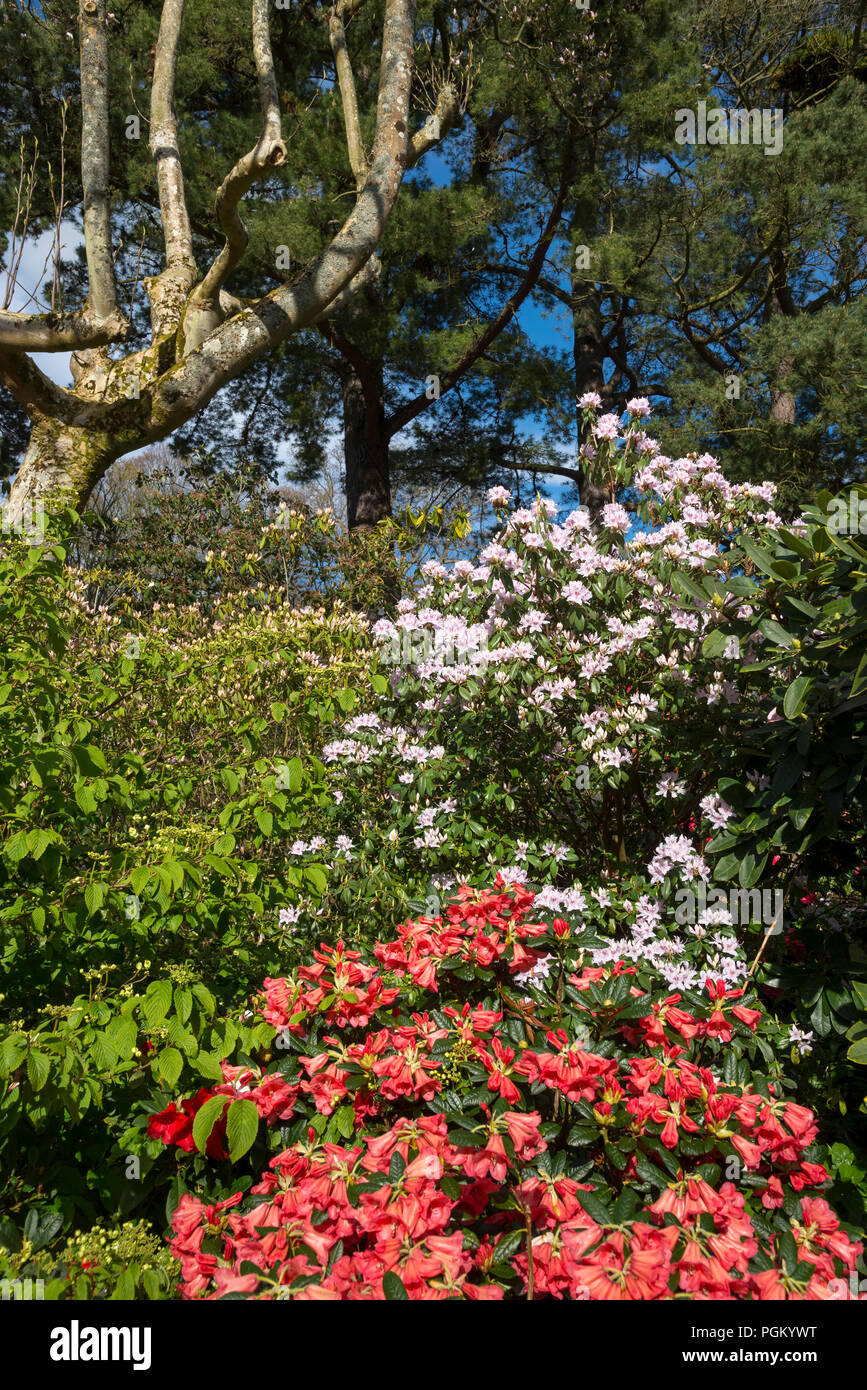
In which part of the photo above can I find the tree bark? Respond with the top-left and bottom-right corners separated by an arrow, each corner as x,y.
6,416 -> 121,523
767,251 -> 797,425
343,358 -> 390,530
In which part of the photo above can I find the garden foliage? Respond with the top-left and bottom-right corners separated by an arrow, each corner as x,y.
0,405 -> 865,1298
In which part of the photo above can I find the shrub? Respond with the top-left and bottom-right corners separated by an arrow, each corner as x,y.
147,875 -> 863,1300
0,512 -> 379,1247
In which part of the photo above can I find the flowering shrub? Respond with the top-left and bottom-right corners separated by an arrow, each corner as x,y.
270,404 -> 865,1218
0,514 -> 383,1251
0,1218 -> 179,1301
282,402 -> 787,932
149,874 -> 862,1300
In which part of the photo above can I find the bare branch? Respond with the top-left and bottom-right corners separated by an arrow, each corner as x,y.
408,82 -> 461,167
312,256 -> 383,322
330,2 -> 370,190
147,0 -> 198,335
0,308 -> 126,352
79,0 -> 120,323
0,347 -> 82,420
184,0 -> 288,348
149,0 -> 419,430
0,6 -> 127,352
3,0 -> 420,524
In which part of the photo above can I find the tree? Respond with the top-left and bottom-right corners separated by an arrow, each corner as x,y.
516,0 -> 867,504
0,0 -> 465,526
178,0 -> 592,529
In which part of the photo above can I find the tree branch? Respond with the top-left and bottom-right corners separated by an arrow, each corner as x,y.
408,82 -> 461,166
312,256 -> 383,322
386,122 -> 577,438
0,347 -> 83,421
0,1 -> 128,351
330,1 -> 370,190
183,0 -> 288,350
146,0 -> 418,432
79,0 -> 120,324
0,307 -> 125,352
147,0 -> 198,336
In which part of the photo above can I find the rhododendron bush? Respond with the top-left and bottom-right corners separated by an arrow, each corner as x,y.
284,402 -> 794,934
273,403 -> 866,1231
148,875 -> 862,1300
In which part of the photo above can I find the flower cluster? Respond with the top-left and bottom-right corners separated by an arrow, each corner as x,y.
150,880 -> 862,1300
299,401 -> 794,912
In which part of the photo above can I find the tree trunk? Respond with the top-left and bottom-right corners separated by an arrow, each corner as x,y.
343,359 -> 390,531
767,252 -> 797,426
769,359 -> 796,425
3,416 -> 120,529
572,282 -> 610,522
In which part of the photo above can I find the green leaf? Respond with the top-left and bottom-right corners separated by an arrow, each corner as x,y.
192,983 -> 217,1016
91,1031 -> 119,1072
758,618 -> 793,649
739,537 -> 782,578
108,1015 -> 138,1059
494,1230 -> 525,1262
174,987 -> 193,1025
713,853 -> 741,881
576,1190 -> 613,1225
157,1047 -> 183,1088
26,828 -> 53,860
84,881 -> 106,915
383,1271 -> 409,1301
196,1051 -> 224,1083
129,866 -> 152,895
112,1268 -> 137,1301
335,1104 -> 355,1140
777,528 -> 816,561
192,1095 -> 229,1154
701,629 -> 732,658
26,1049 -> 51,1092
161,860 -> 184,891
3,832 -> 29,864
24,1209 -> 63,1253
846,1039 -> 867,1066
225,1098 -> 259,1162
0,1034 -> 28,1076
783,675 -> 813,720
75,783 -> 97,814
810,993 -> 832,1038
778,1230 -> 798,1274
142,979 -> 173,1029
671,571 -> 708,605
304,864 -> 328,895
254,808 -> 273,837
